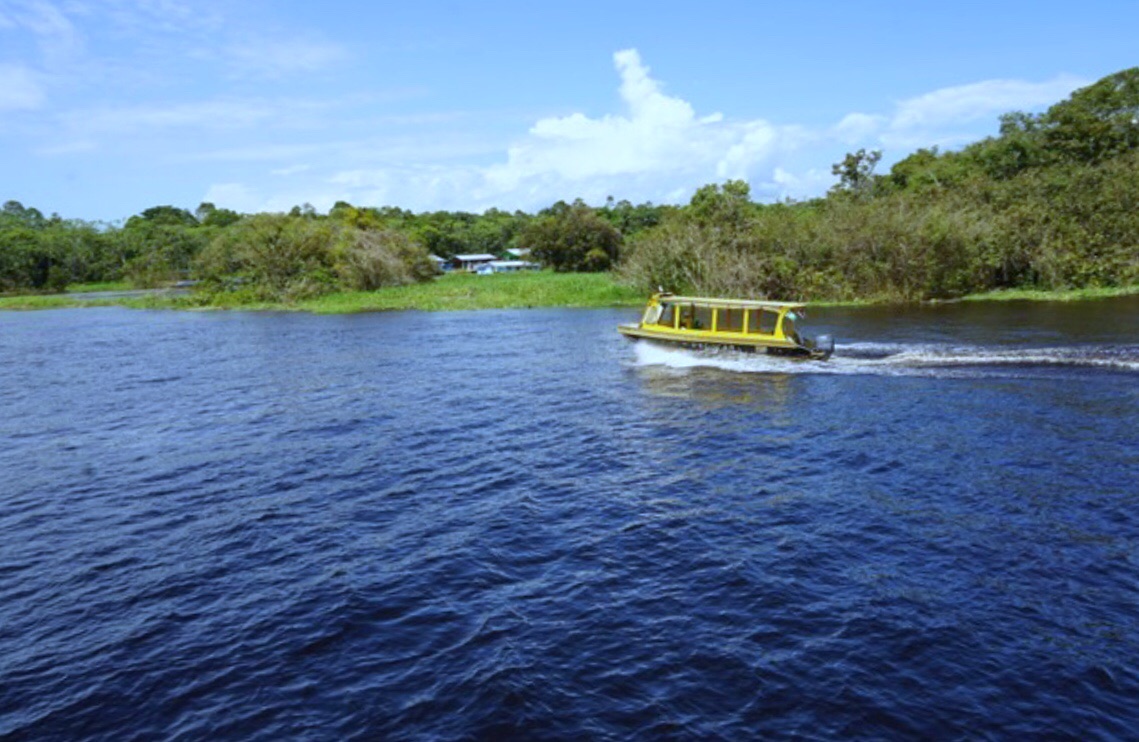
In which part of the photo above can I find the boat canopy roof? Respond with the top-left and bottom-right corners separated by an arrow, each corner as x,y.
658,294 -> 807,310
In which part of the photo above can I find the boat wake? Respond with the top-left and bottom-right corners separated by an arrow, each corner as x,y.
632,340 -> 1139,378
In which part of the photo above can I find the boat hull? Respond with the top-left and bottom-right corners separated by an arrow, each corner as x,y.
618,323 -> 831,359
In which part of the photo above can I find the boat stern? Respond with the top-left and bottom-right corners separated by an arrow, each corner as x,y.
806,334 -> 835,360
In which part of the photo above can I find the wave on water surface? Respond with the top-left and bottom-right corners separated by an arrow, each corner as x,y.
633,340 -> 1139,377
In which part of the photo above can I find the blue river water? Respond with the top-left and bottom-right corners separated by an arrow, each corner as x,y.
2,300 -> 1138,739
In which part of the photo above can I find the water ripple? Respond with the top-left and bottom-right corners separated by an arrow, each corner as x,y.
2,306 -> 1138,738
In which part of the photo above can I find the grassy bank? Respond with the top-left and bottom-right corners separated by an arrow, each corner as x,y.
0,271 -> 644,312
956,285 -> 1139,303
297,271 -> 644,313
68,281 -> 133,293
0,294 -> 117,310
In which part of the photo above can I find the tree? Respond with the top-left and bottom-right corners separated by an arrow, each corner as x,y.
121,223 -> 208,286
195,214 -> 337,300
1,200 -> 46,228
521,203 -> 621,272
1039,67 -> 1139,163
600,198 -> 668,237
831,149 -> 882,197
126,205 -> 198,229
333,229 -> 435,290
196,202 -> 241,228
688,180 -> 754,227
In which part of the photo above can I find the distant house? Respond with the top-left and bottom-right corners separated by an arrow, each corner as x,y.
428,254 -> 449,272
505,248 -> 532,259
475,260 -> 541,275
452,253 -> 498,272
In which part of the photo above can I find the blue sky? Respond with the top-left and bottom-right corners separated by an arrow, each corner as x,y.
1,0 -> 1136,221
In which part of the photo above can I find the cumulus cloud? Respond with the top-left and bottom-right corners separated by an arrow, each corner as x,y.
481,49 -> 789,200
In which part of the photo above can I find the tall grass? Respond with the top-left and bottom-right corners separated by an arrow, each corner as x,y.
0,295 -> 117,310
299,271 -> 643,313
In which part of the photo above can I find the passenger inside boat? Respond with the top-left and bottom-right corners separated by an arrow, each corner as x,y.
691,305 -> 712,330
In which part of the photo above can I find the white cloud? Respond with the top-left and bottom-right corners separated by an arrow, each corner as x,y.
0,63 -> 45,109
767,167 -> 832,199
481,48 -> 791,201
832,112 -> 887,143
891,75 -> 1085,131
716,121 -> 780,179
827,75 -> 1088,151
197,52 -> 1095,215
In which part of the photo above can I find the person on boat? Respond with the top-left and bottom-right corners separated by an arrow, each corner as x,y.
783,311 -> 803,347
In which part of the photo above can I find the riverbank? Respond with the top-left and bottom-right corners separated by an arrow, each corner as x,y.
300,271 -> 644,313
0,272 -> 644,312
3,272 -> 1138,313
955,285 -> 1139,302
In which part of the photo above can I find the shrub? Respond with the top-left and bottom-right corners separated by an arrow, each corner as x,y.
334,229 -> 436,290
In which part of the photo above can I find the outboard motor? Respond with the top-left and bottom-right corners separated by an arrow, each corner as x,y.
810,334 -> 835,360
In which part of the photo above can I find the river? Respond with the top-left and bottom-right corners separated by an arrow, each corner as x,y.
2,299 -> 1138,739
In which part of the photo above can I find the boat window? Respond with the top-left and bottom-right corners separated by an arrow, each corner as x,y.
643,304 -> 663,325
748,309 -> 779,334
691,305 -> 714,331
717,308 -> 744,333
658,303 -> 676,327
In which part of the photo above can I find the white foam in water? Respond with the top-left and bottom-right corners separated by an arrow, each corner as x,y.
632,340 -> 1139,377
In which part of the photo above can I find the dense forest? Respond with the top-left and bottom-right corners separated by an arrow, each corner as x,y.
2,67 -> 1137,303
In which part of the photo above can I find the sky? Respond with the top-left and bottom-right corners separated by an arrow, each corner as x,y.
1,0 -> 1137,222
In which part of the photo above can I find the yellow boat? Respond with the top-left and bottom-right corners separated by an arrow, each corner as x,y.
618,292 -> 835,360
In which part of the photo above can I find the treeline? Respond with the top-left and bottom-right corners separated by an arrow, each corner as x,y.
0,196 -> 668,299
621,67 -> 1139,301
3,67 -> 1137,303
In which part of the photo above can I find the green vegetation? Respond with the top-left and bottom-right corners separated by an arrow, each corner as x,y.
0,271 -> 641,313
66,281 -> 132,293
520,201 -> 624,272
621,68 -> 1139,302
956,285 -> 1139,303
0,193 -> 667,308
0,294 -> 110,310
300,271 -> 642,313
3,67 -> 1138,311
